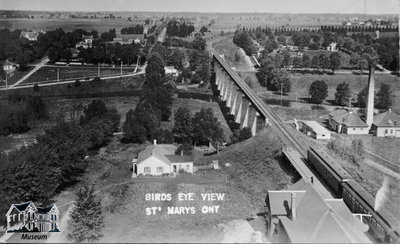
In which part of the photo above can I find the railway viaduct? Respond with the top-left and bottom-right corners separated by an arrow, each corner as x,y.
213,54 -> 271,137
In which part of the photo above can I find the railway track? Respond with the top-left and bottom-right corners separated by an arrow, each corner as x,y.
213,54 -> 309,157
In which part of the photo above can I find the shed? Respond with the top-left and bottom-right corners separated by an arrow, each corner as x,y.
302,121 -> 331,140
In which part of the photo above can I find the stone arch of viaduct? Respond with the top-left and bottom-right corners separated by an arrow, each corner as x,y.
213,54 -> 270,136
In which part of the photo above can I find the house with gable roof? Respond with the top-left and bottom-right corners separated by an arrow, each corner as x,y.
6,201 -> 60,233
328,109 -> 369,134
265,180 -> 371,243
372,109 -> 400,137
132,140 -> 194,177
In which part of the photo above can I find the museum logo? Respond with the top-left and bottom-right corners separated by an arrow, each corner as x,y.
6,201 -> 60,233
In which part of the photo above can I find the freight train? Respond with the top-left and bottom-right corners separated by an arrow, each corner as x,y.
307,146 -> 400,243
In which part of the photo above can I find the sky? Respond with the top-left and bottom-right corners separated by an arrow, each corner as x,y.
0,0 -> 399,14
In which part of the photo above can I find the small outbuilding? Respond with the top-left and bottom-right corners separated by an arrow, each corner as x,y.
301,121 -> 331,140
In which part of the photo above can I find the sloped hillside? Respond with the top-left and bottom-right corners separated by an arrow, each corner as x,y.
202,127 -> 293,209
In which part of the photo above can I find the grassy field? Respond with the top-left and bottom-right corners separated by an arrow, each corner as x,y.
0,18 -> 145,33
205,13 -> 345,33
22,65 -> 137,84
1,74 -> 145,98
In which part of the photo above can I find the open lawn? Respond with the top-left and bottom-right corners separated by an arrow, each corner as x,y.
1,74 -> 145,98
22,65 -> 137,84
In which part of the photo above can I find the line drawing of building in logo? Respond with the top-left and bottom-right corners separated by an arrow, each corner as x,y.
6,201 -> 60,233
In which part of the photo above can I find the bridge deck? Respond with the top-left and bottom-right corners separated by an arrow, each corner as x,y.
283,147 -> 333,199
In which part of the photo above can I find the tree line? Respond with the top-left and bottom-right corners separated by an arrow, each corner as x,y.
0,99 -> 120,227
166,19 -> 195,38
237,26 -> 398,72
121,25 -> 144,34
308,79 -> 393,110
0,94 -> 47,136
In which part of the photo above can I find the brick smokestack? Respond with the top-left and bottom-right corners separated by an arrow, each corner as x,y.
366,65 -> 375,128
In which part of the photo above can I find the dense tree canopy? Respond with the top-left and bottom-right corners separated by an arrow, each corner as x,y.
68,184 -> 104,243
192,107 -> 225,146
233,31 -> 257,56
166,19 -> 195,37
145,52 -> 165,88
0,99 -> 119,226
376,83 -> 393,110
309,80 -> 328,104
172,107 -> 193,143
335,82 -> 352,106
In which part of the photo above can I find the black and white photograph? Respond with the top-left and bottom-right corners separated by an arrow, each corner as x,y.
0,0 -> 399,243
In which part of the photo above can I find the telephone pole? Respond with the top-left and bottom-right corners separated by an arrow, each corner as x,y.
57,68 -> 59,83
280,82 -> 283,107
98,63 -> 100,77
120,61 -> 123,77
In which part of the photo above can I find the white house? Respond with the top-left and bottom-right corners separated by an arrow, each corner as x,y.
76,35 -> 93,49
3,60 -> 18,72
371,109 -> 400,137
301,120 -> 331,140
164,66 -> 179,77
132,141 -> 194,177
327,42 -> 338,51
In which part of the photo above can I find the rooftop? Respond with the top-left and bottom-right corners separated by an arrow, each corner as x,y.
373,109 -> 400,127
136,143 -> 193,165
330,110 -> 368,127
267,180 -> 371,243
303,120 -> 331,135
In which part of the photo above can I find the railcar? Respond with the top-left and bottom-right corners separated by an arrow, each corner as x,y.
307,146 -> 352,197
307,146 -> 399,243
342,180 -> 400,243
